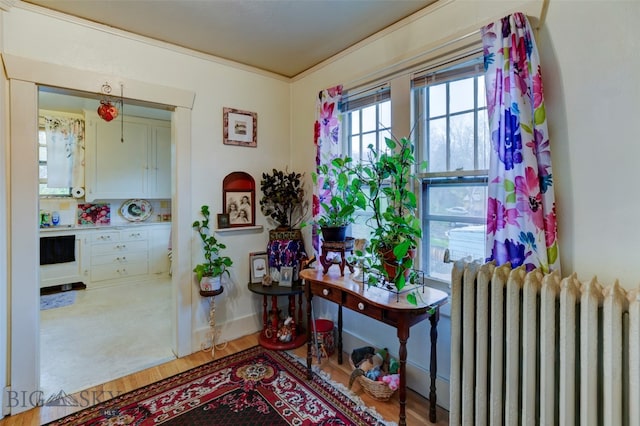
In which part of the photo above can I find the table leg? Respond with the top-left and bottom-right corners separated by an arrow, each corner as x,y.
429,308 -> 440,423
270,295 -> 278,344
397,323 -> 409,426
306,286 -> 313,379
337,303 -> 343,364
262,295 -> 268,334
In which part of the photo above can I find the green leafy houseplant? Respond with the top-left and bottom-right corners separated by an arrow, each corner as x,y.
355,136 -> 427,298
192,205 -> 233,281
259,169 -> 308,229
307,156 -> 366,233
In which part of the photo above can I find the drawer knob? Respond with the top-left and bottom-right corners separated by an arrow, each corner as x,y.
322,288 -> 330,296
358,302 -> 365,311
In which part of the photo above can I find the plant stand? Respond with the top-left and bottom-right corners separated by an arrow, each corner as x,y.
199,287 -> 227,357
319,237 -> 355,276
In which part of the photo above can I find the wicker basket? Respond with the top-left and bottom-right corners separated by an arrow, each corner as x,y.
348,357 -> 396,401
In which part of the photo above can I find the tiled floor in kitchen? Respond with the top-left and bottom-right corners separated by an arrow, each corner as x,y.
40,276 -> 175,399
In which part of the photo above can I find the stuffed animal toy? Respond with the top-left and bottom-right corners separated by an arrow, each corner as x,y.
388,356 -> 399,374
365,366 -> 382,381
381,374 -> 400,391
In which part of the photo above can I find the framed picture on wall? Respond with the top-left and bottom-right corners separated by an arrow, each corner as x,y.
223,107 -> 257,147
224,190 -> 254,226
250,251 -> 268,284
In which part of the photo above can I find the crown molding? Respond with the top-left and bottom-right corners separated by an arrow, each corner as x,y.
0,0 -> 17,11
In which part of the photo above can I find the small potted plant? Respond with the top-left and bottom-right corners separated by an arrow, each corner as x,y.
193,205 -> 233,292
306,156 -> 366,242
355,136 -> 426,298
259,168 -> 309,239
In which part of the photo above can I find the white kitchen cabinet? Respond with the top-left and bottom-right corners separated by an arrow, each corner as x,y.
85,228 -> 149,283
84,111 -> 171,201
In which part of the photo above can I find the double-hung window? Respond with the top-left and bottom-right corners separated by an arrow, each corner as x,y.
341,53 -> 489,283
412,55 -> 489,281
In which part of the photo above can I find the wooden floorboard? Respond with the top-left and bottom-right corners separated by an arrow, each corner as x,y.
0,332 -> 449,425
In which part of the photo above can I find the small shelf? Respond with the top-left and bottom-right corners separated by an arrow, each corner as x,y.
215,225 -> 263,233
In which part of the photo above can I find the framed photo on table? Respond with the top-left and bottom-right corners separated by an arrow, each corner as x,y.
223,107 -> 257,147
250,252 -> 268,284
279,266 -> 293,287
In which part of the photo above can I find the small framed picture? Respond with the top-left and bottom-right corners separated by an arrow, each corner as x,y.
223,107 -> 257,147
250,251 -> 268,284
279,266 -> 293,287
217,213 -> 230,229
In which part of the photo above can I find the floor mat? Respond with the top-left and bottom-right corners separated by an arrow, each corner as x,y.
41,291 -> 77,310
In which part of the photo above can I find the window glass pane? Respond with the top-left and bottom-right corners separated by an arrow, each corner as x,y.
426,220 -> 453,280
428,184 -> 486,219
449,78 -> 474,113
351,135 -> 361,161
39,146 -> 47,162
379,101 -> 391,129
478,108 -> 489,169
361,105 -> 377,132
428,117 -> 446,172
350,111 -> 360,135
478,76 -> 487,108
39,165 -> 47,180
449,112 -> 475,171
429,84 -> 446,118
362,132 -> 377,153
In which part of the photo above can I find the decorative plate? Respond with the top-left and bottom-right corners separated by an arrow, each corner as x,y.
120,199 -> 152,222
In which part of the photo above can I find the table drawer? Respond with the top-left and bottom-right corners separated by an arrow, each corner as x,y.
120,229 -> 148,241
310,281 -> 342,304
343,293 -> 384,320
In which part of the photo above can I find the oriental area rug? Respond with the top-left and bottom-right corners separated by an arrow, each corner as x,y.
45,345 -> 393,426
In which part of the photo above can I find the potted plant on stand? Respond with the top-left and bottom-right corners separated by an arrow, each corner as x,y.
356,136 -> 426,301
307,156 -> 366,242
193,205 -> 233,292
259,168 -> 309,240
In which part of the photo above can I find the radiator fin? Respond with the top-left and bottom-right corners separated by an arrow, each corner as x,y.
450,261 -> 639,426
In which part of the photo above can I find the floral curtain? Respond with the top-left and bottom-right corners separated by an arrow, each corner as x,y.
44,116 -> 85,189
312,85 -> 343,255
481,13 -> 560,273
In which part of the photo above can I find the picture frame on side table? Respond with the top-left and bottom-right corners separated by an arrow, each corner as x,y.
223,107 -> 257,147
279,266 -> 293,287
250,251 -> 268,284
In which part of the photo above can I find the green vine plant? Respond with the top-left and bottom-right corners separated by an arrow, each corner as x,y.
192,205 -> 233,281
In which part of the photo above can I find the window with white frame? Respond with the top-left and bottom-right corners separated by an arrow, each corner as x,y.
342,53 -> 489,283
413,55 -> 489,281
39,128 -> 72,197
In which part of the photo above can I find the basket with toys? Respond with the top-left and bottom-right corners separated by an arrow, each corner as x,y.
348,346 -> 400,401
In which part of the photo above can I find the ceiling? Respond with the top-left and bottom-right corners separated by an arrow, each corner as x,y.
23,0 -> 437,79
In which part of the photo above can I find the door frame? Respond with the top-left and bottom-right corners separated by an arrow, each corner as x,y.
3,53 -> 195,414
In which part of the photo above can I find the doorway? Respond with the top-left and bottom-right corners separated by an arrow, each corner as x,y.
37,87 -> 176,398
5,55 -> 195,415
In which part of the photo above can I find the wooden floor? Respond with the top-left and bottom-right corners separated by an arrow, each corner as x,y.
0,332 -> 449,425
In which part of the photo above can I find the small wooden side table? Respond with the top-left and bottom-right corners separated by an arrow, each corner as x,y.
199,287 -> 227,357
248,282 -> 306,350
319,237 -> 355,276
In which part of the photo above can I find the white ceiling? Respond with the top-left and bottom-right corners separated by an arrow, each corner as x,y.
23,0 -> 437,78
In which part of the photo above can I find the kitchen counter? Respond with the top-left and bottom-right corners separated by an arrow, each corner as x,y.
40,221 -> 171,233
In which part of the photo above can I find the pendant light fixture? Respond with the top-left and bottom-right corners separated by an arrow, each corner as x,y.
97,82 -> 125,142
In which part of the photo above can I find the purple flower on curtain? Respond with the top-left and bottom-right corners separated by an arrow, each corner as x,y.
320,102 -> 338,138
492,109 -> 523,170
544,206 -> 558,247
533,68 -> 544,108
490,237 -> 531,270
515,166 -> 544,229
